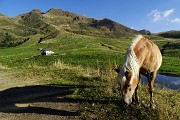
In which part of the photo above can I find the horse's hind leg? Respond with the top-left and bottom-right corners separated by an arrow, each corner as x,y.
148,71 -> 157,106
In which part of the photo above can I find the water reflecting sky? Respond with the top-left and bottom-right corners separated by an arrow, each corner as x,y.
141,74 -> 180,90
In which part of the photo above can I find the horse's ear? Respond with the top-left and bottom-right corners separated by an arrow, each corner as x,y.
114,68 -> 120,73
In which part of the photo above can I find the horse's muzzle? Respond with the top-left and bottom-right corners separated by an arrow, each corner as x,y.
123,96 -> 132,105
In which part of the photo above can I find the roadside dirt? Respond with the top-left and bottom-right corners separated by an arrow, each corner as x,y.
0,71 -> 81,120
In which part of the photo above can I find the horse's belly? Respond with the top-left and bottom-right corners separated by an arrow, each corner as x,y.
140,59 -> 161,75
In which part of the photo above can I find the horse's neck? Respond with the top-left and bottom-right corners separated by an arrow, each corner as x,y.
121,35 -> 143,78
123,50 -> 140,77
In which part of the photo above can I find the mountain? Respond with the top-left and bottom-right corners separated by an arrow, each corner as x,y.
17,8 -> 140,37
139,29 -> 151,35
0,8 -> 139,47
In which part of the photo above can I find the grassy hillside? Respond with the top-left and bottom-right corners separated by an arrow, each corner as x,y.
0,8 -> 141,49
0,33 -> 179,119
0,9 -> 179,120
42,8 -> 139,37
0,14 -> 29,47
0,8 -> 139,48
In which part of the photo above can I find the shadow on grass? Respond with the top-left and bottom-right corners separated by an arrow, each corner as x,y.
0,84 -> 85,116
0,84 -> 160,119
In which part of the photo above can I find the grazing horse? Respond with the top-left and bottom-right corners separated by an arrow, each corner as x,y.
116,35 -> 162,106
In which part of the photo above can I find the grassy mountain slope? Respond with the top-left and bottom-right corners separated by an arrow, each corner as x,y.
17,8 -> 139,38
43,8 -> 138,37
0,8 -> 140,47
0,14 -> 31,47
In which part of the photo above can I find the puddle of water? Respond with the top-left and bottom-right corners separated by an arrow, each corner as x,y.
141,74 -> 180,90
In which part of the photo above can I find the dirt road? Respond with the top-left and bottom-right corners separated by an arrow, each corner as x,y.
0,72 -> 81,120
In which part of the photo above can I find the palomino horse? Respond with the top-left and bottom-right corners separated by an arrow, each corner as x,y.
116,35 -> 162,106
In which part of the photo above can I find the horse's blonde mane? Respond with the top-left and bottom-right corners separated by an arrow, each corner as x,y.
120,35 -> 143,83
129,35 -> 143,50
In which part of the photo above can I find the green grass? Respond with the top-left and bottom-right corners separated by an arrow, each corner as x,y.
0,34 -> 179,75
0,33 -> 179,119
77,87 -> 179,120
159,56 -> 180,75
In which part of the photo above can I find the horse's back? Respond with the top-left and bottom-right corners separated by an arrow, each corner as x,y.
134,37 -> 162,73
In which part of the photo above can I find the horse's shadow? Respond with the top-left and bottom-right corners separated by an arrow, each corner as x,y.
0,84 -> 87,116
0,84 -> 159,118
0,84 -> 120,116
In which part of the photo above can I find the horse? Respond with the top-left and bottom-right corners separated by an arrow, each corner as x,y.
115,35 -> 162,106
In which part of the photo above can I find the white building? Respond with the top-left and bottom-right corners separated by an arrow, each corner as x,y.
39,48 -> 54,55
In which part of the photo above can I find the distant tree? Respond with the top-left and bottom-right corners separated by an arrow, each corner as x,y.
3,33 -> 13,43
0,33 -> 30,47
1,33 -> 14,47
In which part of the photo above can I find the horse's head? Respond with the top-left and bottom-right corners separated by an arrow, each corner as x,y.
116,69 -> 139,105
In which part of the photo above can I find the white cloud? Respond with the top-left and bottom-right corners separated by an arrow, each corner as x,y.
148,8 -> 174,22
163,8 -> 174,17
170,18 -> 180,23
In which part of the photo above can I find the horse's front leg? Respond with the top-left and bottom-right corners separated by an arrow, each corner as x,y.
134,83 -> 139,103
148,72 -> 157,107
133,74 -> 141,104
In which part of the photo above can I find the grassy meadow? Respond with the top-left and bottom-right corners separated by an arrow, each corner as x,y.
0,33 -> 179,119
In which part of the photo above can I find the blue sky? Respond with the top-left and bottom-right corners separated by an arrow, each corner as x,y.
0,0 -> 180,33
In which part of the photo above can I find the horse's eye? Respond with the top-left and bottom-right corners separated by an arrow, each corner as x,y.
127,84 -> 130,87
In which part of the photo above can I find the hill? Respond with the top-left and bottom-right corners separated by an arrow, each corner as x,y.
0,8 -> 140,47
42,8 -> 139,37
158,30 -> 180,38
0,13 -> 32,47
